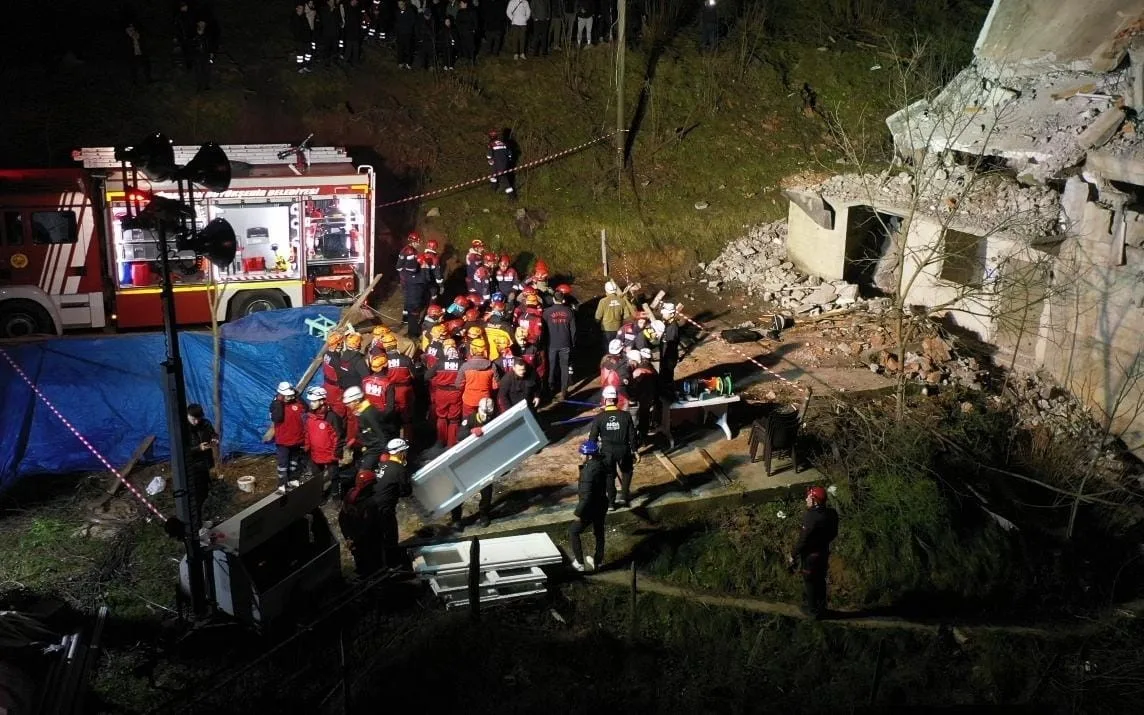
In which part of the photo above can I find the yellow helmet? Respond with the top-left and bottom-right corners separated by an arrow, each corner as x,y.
466,325 -> 485,340
326,332 -> 344,349
469,338 -> 488,355
369,354 -> 388,372
372,324 -> 391,337
345,332 -> 363,350
380,333 -> 398,349
430,324 -> 448,341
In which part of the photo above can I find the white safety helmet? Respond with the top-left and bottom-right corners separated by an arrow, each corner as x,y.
478,396 -> 495,415
342,386 -> 364,404
607,339 -> 623,356
277,381 -> 296,397
386,437 -> 409,453
660,302 -> 676,318
626,349 -> 642,364
640,347 -> 652,360
650,319 -> 666,337
602,386 -> 618,400
306,386 -> 327,402
604,280 -> 618,294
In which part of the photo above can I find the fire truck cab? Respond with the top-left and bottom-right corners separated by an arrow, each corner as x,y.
0,144 -> 375,337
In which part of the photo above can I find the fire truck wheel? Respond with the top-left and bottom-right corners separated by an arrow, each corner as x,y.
0,299 -> 55,339
230,290 -> 288,319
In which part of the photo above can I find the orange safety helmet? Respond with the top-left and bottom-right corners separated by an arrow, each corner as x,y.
327,332 -> 345,349
524,293 -> 540,307
463,308 -> 481,322
533,260 -> 550,278
371,324 -> 391,336
426,304 -> 444,318
429,323 -> 448,340
345,332 -> 363,350
380,333 -> 398,350
466,325 -> 485,340
445,318 -> 465,334
369,354 -> 388,372
469,337 -> 488,354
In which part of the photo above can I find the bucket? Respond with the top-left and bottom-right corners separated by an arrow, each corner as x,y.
131,262 -> 153,286
237,475 -> 256,493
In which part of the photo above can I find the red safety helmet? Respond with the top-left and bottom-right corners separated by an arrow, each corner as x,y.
467,290 -> 483,305
499,253 -> 512,266
555,283 -> 572,295
521,285 -> 537,296
524,293 -> 540,307
487,129 -> 500,140
446,318 -> 465,333
407,231 -> 420,245
807,486 -> 828,505
463,308 -> 480,322
533,260 -> 549,278
481,251 -> 495,263
453,295 -> 469,308
425,238 -> 440,253
474,265 -> 490,280
426,304 -> 444,318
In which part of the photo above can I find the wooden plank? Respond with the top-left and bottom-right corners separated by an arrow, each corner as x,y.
653,449 -> 689,491
100,435 -> 156,502
697,448 -> 731,486
262,274 -> 383,441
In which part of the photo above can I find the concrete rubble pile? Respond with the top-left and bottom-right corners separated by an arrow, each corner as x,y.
699,220 -> 863,314
809,159 -> 1062,237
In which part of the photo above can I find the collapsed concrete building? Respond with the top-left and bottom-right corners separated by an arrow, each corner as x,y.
784,0 -> 1144,449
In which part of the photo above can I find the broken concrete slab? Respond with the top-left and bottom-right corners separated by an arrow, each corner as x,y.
1077,107 -> 1126,150
781,189 -> 835,230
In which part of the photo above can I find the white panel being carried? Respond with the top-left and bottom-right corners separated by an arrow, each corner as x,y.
410,400 -> 548,518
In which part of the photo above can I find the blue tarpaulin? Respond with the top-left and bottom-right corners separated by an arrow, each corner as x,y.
0,306 -> 340,493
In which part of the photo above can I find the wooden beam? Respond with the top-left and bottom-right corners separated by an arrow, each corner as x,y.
697,448 -> 731,486
99,434 -> 155,504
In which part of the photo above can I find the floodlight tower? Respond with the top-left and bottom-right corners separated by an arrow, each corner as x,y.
116,134 -> 236,617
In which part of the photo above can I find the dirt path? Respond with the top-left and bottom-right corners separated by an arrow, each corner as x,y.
588,569 -> 1144,638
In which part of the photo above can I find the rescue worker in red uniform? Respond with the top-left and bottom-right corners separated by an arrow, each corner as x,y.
599,339 -> 631,410
788,486 -> 840,619
379,332 -> 416,437
455,337 -> 498,418
361,354 -> 395,409
421,238 -> 445,297
421,323 -> 448,370
420,304 -> 445,348
524,259 -> 554,306
270,381 -> 307,493
515,326 -> 547,385
471,265 -> 493,302
487,128 -> 516,198
322,332 -> 346,410
447,294 -> 470,319
465,239 -> 485,289
515,293 -> 545,345
462,324 -> 487,357
495,254 -> 520,302
627,349 -> 659,448
450,397 -> 497,530
367,325 -> 392,360
426,343 -> 464,448
303,386 -> 346,495
335,332 -> 369,417
395,232 -> 421,288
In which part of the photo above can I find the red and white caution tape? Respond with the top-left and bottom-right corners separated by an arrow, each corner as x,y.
0,347 -> 167,520
377,131 -> 626,208
676,311 -> 808,397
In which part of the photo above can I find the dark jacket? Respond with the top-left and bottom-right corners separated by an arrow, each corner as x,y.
455,5 -> 478,35
338,351 -> 370,389
371,459 -> 411,513
291,11 -> 313,45
574,457 -> 608,517
395,5 -> 417,35
542,303 -> 576,350
483,0 -> 508,27
458,411 -> 491,441
531,0 -> 550,20
792,505 -> 839,564
660,321 -> 680,364
497,370 -> 537,411
355,402 -> 397,452
574,0 -> 595,18
587,406 -> 636,453
344,1 -> 364,39
186,419 -> 217,473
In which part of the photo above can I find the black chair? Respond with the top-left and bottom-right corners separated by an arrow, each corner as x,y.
748,390 -> 810,476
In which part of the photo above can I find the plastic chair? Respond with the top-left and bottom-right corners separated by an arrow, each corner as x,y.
748,388 -> 811,476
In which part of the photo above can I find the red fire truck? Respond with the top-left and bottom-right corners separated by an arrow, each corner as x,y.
0,143 -> 376,337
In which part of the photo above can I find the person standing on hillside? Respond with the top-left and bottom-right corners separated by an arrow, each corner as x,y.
573,0 -> 595,47
394,0 -> 417,68
482,0 -> 508,56
506,0 -> 531,60
455,0 -> 479,63
529,0 -> 551,56
486,128 -> 516,198
594,280 -> 634,344
569,439 -> 608,572
549,0 -> 566,50
543,290 -> 576,400
787,486 -> 839,619
343,0 -> 365,66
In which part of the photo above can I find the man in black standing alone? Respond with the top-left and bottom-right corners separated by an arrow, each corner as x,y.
787,486 -> 839,619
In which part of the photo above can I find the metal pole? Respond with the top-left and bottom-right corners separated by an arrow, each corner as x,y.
616,0 -> 627,188
468,538 -> 481,622
601,229 -> 608,277
159,222 -> 207,617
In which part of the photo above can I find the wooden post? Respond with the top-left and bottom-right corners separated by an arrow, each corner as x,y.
468,538 -> 481,622
601,229 -> 609,277
628,561 -> 638,642
616,0 -> 627,188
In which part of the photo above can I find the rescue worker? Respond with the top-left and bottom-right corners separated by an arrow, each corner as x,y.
450,397 -> 497,529
367,325 -> 391,360
339,470 -> 383,575
422,238 -> 445,297
292,3 -> 315,72
627,349 -> 659,447
484,312 -> 514,362
381,333 -> 417,438
341,387 -> 362,479
554,282 -> 578,310
455,337 -> 498,418
595,280 -> 634,344
322,332 -> 346,410
471,265 -> 493,302
486,128 -> 516,198
190,20 -> 213,92
344,385 -> 397,471
543,289 -> 576,400
587,385 -> 639,509
495,254 -> 520,301
465,239 -> 485,289
462,324 -> 487,357
455,0 -> 479,65
524,260 -> 553,305
303,386 -> 346,495
394,0 -> 416,68
396,232 -> 421,287
186,403 -> 217,526
657,302 -> 681,397
427,343 -> 464,447
516,293 -> 545,345
403,256 -> 431,337
270,381 -> 306,493
569,439 -> 607,572
361,354 -> 396,411
515,326 -> 547,385
422,322 -> 449,369
617,311 -> 651,351
599,339 -> 631,409
495,332 -> 522,374
497,359 -> 539,412
788,486 -> 839,619
373,438 -> 413,567
336,332 -> 369,416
